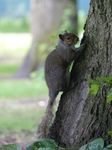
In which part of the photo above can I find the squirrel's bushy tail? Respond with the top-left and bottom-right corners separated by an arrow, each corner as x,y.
36,90 -> 58,139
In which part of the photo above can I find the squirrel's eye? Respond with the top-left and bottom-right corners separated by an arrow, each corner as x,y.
66,37 -> 70,40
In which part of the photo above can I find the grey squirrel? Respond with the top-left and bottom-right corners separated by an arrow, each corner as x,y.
37,30 -> 86,138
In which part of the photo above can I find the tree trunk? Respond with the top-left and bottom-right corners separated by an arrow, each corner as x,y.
14,0 -> 77,78
49,0 -> 112,148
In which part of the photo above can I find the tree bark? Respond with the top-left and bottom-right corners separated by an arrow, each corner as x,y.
49,0 -> 112,148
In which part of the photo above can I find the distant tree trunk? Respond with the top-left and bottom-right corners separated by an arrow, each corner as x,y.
14,0 -> 77,78
49,0 -> 112,148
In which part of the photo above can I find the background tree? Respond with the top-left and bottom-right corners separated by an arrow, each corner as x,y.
14,0 -> 77,78
49,0 -> 112,148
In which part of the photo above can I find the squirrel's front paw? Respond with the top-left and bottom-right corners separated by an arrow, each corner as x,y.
81,43 -> 86,49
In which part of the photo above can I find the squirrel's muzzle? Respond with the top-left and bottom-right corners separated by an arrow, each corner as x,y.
74,36 -> 79,44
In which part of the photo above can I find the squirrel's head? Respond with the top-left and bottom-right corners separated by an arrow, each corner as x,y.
59,30 -> 79,46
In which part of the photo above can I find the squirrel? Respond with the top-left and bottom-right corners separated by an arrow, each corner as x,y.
37,30 -> 86,139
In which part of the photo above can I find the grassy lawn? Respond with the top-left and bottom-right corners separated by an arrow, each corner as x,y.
0,18 -> 30,33
0,107 -> 44,132
0,64 -> 19,76
0,33 -> 31,58
0,33 -> 48,137
0,79 -> 48,99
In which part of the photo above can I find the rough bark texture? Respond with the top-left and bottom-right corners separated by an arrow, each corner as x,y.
49,0 -> 112,148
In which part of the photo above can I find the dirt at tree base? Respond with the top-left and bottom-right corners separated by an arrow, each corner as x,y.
0,98 -> 48,150
0,131 -> 36,150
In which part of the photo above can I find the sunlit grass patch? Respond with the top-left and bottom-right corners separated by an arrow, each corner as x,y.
0,18 -> 30,33
0,31 -> 48,135
0,33 -> 32,58
0,79 -> 48,99
0,106 -> 45,131
0,64 -> 19,76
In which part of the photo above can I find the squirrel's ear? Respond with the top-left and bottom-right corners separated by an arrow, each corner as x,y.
64,30 -> 68,34
59,34 -> 64,41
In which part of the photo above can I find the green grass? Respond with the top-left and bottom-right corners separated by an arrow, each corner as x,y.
0,32 -> 48,99
0,78 -> 47,132
0,31 -> 46,133
0,18 -> 30,33
0,79 -> 48,99
0,33 -> 32,57
0,107 -> 45,131
0,64 -> 19,75
0,31 -> 47,132
0,77 -> 47,132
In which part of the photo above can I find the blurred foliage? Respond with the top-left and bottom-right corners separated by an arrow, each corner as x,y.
61,8 -> 75,33
78,11 -> 86,37
51,30 -> 59,42
30,68 -> 45,81
50,11 -> 86,50
0,17 -> 30,33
